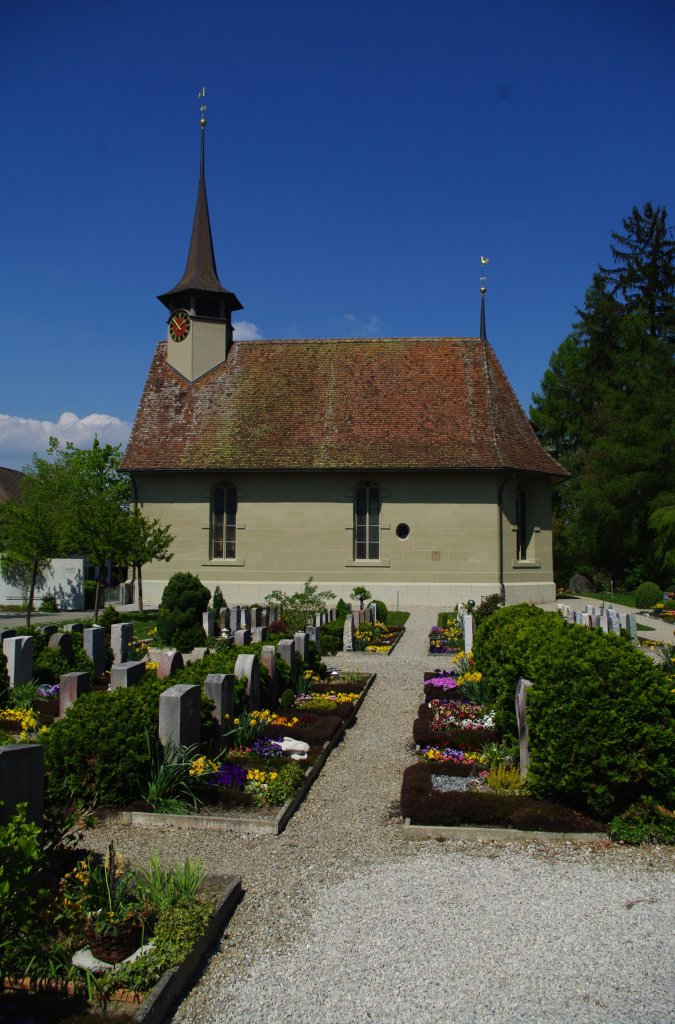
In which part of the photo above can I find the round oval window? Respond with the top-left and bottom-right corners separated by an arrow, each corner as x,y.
396,523 -> 410,540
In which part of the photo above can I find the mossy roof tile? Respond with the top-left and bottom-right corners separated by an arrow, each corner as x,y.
121,337 -> 567,478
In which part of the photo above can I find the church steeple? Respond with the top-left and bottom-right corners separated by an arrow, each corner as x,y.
158,114 -> 242,317
160,97 -> 242,382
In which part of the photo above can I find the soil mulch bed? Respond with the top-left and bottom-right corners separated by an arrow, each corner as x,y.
401,763 -> 606,832
293,701 -> 355,720
413,717 -> 499,749
313,678 -> 367,694
262,714 -> 343,746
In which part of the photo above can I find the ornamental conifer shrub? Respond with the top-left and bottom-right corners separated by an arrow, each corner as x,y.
157,572 -> 210,649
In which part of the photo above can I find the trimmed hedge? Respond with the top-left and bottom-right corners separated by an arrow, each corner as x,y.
473,604 -> 675,818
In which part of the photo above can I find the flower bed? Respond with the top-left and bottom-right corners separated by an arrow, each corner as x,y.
405,668 -> 606,838
401,763 -> 605,832
354,622 -> 405,654
428,620 -> 462,654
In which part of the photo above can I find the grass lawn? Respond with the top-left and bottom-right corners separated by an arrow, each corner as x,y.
558,589 -> 638,608
387,610 -> 410,628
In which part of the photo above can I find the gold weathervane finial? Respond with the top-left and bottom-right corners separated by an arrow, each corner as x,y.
198,86 -> 207,129
480,255 -> 489,294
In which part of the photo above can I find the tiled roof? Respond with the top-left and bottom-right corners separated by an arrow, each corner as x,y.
121,337 -> 568,477
0,467 -> 25,504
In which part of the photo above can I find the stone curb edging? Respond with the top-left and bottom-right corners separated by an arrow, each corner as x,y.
134,875 -> 241,1024
105,674 -> 377,837
402,819 -> 608,843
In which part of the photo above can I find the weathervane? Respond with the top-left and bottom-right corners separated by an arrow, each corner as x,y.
480,255 -> 489,294
198,86 -> 207,129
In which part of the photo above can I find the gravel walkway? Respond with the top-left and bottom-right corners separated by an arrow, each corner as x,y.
85,607 -> 675,1024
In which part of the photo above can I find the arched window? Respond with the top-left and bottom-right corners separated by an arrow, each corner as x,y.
516,486 -> 528,560
212,483 -> 237,559
354,483 -> 380,560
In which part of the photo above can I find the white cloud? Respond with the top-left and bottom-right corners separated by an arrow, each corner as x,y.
0,412 -> 132,470
232,320 -> 263,341
343,313 -> 380,336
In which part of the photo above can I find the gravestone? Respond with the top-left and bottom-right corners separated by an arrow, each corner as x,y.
568,574 -> 592,593
368,603 -> 377,623
600,613 -> 610,634
110,622 -> 133,664
156,650 -> 185,679
307,625 -> 321,656
609,611 -> 622,636
204,673 -> 236,735
250,607 -> 263,628
228,606 -> 241,632
294,631 -> 310,663
277,638 -> 297,683
49,632 -> 73,661
240,607 -> 250,629
320,611 -> 328,625
59,672 -> 90,715
0,744 -> 44,825
40,625 -> 57,638
343,614 -> 355,653
0,628 -> 16,642
580,612 -> 591,628
3,635 -> 33,686
260,607 -> 270,627
251,626 -> 267,644
515,678 -> 534,777
83,625 -> 106,675
260,645 -> 279,707
159,684 -> 201,753
463,612 -> 474,653
314,613 -> 323,627
67,622 -> 84,635
218,608 -> 229,631
183,646 -> 208,664
234,628 -> 251,646
202,611 -> 214,637
626,614 -> 638,644
234,653 -> 261,711
110,660 -> 146,690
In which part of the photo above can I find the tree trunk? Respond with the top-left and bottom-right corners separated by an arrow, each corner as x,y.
94,562 -> 105,622
137,563 -> 144,613
26,552 -> 39,628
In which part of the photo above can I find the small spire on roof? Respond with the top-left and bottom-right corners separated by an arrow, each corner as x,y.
198,85 -> 207,129
479,256 -> 489,341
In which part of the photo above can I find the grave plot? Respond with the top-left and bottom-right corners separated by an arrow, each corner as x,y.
402,669 -> 606,839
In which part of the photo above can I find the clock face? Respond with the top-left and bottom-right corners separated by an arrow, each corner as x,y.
169,310 -> 191,342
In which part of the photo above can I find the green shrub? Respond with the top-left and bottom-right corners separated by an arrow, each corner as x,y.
473,593 -> 503,631
279,688 -> 295,709
320,617 -> 346,655
634,581 -> 663,609
98,605 -> 121,631
44,677 -> 169,806
609,797 -> 675,845
473,603 -> 674,819
336,598 -> 350,617
374,599 -> 388,625
265,577 -> 336,633
265,762 -> 306,805
171,624 -> 208,653
212,585 -> 225,623
157,572 -> 211,648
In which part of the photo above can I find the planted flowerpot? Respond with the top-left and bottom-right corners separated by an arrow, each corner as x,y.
84,921 -> 144,964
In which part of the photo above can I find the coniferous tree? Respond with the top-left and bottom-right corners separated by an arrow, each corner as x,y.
531,203 -> 674,586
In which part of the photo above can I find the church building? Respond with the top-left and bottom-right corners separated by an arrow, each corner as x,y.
121,117 -> 567,608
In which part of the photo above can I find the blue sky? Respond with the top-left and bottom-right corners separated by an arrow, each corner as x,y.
2,0 -> 674,470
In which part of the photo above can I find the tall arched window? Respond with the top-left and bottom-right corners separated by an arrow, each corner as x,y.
354,482 -> 380,560
212,483 -> 237,559
516,486 -> 528,560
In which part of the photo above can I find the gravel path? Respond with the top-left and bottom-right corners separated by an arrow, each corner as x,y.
85,607 -> 675,1024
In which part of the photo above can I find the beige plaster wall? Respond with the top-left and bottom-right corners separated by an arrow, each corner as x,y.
132,470 -> 556,607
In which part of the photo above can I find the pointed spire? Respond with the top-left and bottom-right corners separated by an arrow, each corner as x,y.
479,256 -> 489,341
158,107 -> 242,313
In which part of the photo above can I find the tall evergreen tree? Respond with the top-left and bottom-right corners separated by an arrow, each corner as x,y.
531,203 -> 674,586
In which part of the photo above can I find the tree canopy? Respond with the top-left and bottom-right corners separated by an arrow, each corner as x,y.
530,202 -> 674,587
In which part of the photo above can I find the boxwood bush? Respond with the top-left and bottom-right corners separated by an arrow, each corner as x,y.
634,581 -> 663,609
473,604 -> 674,819
157,572 -> 210,649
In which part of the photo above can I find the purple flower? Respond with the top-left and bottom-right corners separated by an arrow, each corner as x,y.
206,763 -> 248,789
425,676 -> 458,690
